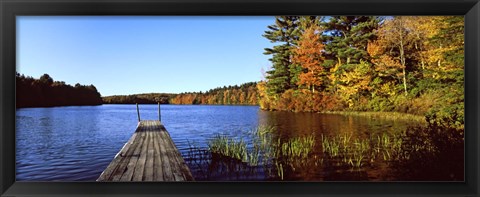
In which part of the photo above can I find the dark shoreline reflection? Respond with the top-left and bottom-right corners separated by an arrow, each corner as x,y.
186,110 -> 464,181
387,125 -> 464,181
16,105 -> 463,181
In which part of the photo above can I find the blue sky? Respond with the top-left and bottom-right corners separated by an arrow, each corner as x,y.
17,16 -> 275,96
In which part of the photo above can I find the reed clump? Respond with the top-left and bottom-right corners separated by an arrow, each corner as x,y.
196,124 -> 443,181
320,131 -> 415,168
323,111 -> 426,124
208,134 -> 260,165
206,125 -> 317,181
280,135 -> 315,159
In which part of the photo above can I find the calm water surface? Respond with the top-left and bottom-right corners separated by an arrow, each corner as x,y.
16,104 -> 463,181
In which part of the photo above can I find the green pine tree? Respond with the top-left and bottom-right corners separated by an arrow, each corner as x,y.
263,16 -> 301,96
322,16 -> 380,65
322,16 -> 380,95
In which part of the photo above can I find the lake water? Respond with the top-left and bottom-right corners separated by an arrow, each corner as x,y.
16,104 -> 463,181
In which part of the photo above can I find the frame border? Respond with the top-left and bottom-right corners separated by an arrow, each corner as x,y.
1,0 -> 479,196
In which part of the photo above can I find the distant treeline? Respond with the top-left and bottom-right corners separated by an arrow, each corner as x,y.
16,73 -> 102,108
102,93 -> 175,104
170,82 -> 258,105
103,82 -> 259,105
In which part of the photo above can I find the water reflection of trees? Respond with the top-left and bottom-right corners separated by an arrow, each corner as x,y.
184,128 -> 322,181
184,123 -> 463,181
387,125 -> 464,181
319,124 -> 463,181
184,144 -> 262,181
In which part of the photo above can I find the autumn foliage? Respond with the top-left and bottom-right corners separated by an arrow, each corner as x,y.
103,93 -> 173,104
292,25 -> 325,93
18,16 -> 463,131
170,82 -> 258,105
259,16 -> 464,130
103,83 -> 258,106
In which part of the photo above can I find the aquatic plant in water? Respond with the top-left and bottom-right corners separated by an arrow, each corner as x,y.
280,135 -> 315,159
207,134 -> 259,165
188,123 -> 461,181
319,132 -> 422,168
206,126 -> 318,180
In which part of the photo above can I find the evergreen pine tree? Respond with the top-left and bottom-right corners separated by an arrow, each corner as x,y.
263,16 -> 301,96
322,16 -> 380,65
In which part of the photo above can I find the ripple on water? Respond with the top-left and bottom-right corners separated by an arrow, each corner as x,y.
17,105 -> 444,181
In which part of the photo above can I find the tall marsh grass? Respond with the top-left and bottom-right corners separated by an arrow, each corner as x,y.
208,134 -> 260,165
205,125 -> 318,180
184,120 -> 460,181
319,131 -> 422,168
280,135 -> 315,159
324,111 -> 426,124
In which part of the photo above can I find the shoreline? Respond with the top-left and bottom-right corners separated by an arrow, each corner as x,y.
321,111 -> 426,124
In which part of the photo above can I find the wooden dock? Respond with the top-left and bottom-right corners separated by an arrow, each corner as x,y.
97,120 -> 194,181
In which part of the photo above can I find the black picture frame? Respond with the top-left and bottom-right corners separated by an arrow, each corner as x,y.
1,0 -> 479,196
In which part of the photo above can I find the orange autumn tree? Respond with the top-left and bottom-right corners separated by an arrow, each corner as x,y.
292,24 -> 325,93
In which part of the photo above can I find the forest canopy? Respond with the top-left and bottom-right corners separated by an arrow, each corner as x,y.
103,93 -> 174,104
16,16 -> 464,130
16,73 -> 103,108
170,82 -> 258,105
104,82 -> 258,106
258,16 -> 464,130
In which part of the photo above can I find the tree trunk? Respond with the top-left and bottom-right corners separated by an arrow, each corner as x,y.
400,36 -> 408,96
414,41 -> 426,70
311,70 -> 315,93
402,68 -> 407,96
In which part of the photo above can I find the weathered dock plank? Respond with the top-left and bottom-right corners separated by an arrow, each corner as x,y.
144,125 -> 155,181
97,120 -> 194,181
152,128 -> 164,181
97,125 -> 143,181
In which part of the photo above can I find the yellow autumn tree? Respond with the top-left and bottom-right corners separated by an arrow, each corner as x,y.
369,17 -> 419,96
257,81 -> 272,109
336,61 -> 373,108
404,16 -> 440,71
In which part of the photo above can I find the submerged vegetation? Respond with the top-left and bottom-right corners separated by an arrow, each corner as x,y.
321,133 -> 406,168
207,126 -> 313,167
185,121 -> 463,181
16,16 -> 464,182
208,134 -> 259,165
191,126 -> 318,180
324,111 -> 427,124
280,135 -> 315,160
